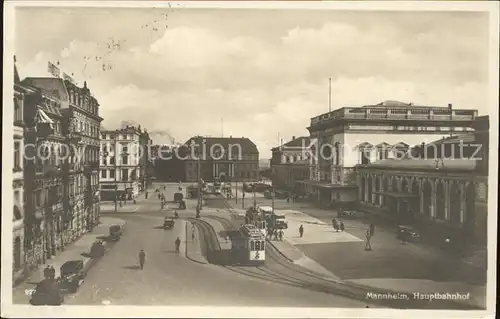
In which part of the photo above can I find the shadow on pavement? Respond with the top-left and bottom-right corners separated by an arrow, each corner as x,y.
122,265 -> 140,270
80,252 -> 92,258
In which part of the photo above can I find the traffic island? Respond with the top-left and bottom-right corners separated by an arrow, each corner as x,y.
185,221 -> 208,264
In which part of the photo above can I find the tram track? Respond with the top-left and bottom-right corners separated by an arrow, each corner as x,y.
200,198 -> 480,310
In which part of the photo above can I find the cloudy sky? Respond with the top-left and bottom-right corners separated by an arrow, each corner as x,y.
15,6 -> 490,158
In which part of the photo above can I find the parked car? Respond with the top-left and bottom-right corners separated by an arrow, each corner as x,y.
397,225 -> 421,241
163,217 -> 175,230
337,210 -> 359,218
29,279 -> 64,305
173,192 -> 184,203
58,260 -> 87,293
109,225 -> 122,241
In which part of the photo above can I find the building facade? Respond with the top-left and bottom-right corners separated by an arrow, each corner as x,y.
100,126 -> 145,201
356,120 -> 489,243
304,100 -> 478,208
13,62 -> 25,281
22,77 -> 103,245
184,136 -> 259,182
270,136 -> 315,191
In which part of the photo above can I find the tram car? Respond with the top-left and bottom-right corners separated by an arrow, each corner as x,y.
231,224 -> 266,265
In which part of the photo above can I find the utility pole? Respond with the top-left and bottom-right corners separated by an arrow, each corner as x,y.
114,132 -> 118,212
235,177 -> 238,204
329,77 -> 332,112
196,136 -> 202,216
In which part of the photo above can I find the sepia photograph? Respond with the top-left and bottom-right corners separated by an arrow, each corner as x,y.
2,1 -> 498,318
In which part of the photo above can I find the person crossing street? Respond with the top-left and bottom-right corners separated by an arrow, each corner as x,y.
138,249 -> 146,270
175,237 -> 181,254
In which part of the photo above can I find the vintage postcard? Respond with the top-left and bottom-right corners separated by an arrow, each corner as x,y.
2,1 -> 498,318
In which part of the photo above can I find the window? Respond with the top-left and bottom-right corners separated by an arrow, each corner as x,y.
14,96 -> 23,123
101,170 -> 107,178
110,156 -> 115,165
122,155 -> 128,165
122,169 -> 129,181
121,143 -> 128,153
14,141 -> 20,170
110,169 -> 115,178
109,134 -> 115,140
101,134 -> 106,139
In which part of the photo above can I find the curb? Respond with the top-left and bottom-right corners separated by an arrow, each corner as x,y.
184,221 -> 208,265
266,239 -> 295,263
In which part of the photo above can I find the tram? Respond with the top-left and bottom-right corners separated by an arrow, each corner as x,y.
231,224 -> 266,265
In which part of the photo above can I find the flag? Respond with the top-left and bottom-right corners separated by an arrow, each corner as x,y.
63,72 -> 75,84
47,61 -> 60,77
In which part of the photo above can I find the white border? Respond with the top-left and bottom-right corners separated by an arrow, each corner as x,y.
2,1 -> 499,318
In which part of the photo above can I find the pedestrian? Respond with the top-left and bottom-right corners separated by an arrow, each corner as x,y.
369,224 -> 375,237
299,225 -> 304,238
279,229 -> 284,241
332,218 -> 337,229
49,265 -> 56,279
145,191 -> 148,199
273,229 -> 279,241
175,237 -> 181,254
286,197 -> 290,203
339,221 -> 345,232
43,265 -> 51,279
365,229 -> 372,251
192,230 -> 195,242
138,249 -> 146,270
334,222 -> 339,232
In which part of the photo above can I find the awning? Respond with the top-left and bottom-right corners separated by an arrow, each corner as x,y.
373,191 -> 418,199
36,109 -> 54,128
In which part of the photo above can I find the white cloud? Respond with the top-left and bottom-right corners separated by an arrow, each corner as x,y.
15,9 -> 490,159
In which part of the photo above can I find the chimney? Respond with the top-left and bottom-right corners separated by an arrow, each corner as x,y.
448,103 -> 452,110
292,136 -> 296,140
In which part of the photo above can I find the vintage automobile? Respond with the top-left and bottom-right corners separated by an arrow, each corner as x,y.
163,217 -> 175,230
109,225 -> 122,241
29,279 -> 64,306
337,210 -> 359,219
58,260 -> 87,293
397,225 -> 421,241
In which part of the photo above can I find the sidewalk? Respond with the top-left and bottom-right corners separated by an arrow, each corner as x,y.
185,220 -> 208,264
12,217 -> 126,304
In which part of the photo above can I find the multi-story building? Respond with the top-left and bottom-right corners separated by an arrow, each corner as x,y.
22,76 -> 103,245
270,136 -> 316,191
13,61 -> 25,281
184,136 -> 259,182
22,80 -> 67,267
304,100 -> 478,208
356,115 -> 489,244
100,126 -> 144,201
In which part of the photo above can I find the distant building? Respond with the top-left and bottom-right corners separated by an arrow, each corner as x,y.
152,144 -> 187,182
99,126 -> 148,201
302,100 -> 478,208
270,136 -> 315,191
356,116 -> 489,243
184,136 -> 259,182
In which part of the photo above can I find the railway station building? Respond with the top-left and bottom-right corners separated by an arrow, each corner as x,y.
297,100 -> 478,209
356,115 -> 489,244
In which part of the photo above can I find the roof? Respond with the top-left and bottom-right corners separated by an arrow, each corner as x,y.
14,63 -> 20,84
272,136 -> 314,151
371,100 -> 412,108
428,134 -> 476,146
360,158 -> 476,172
185,136 -> 258,154
21,77 -> 69,102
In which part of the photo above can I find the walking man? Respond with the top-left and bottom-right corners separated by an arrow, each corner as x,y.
339,221 -> 345,232
299,225 -> 304,238
365,229 -> 372,251
175,237 -> 181,254
138,249 -> 146,270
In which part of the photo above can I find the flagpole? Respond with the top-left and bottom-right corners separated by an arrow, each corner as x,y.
329,77 -> 332,112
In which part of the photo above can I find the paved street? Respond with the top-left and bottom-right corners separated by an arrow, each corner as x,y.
220,193 -> 487,308
62,184 -> 374,307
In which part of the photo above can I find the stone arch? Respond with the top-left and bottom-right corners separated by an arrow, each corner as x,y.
375,175 -> 381,205
411,179 -> 420,215
14,236 -> 21,271
367,175 -> 373,204
391,176 -> 399,192
436,181 -> 446,220
464,182 -> 476,232
449,181 -> 462,225
422,179 -> 432,217
401,178 -> 409,193
360,174 -> 366,202
382,177 -> 389,207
